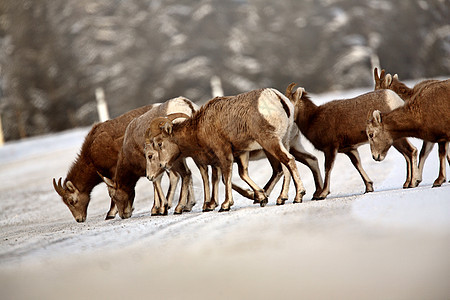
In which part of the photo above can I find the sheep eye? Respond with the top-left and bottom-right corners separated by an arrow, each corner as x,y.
148,154 -> 153,160
368,133 -> 374,139
158,142 -> 162,148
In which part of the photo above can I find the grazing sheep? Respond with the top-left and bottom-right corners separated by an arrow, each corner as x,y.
144,121 -> 223,212
146,88 -> 306,212
286,83 -> 420,199
100,97 -> 198,219
53,104 -> 155,222
367,79 -> 450,187
373,68 -> 449,184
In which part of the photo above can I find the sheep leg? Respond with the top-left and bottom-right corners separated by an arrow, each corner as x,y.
263,139 -> 305,204
151,181 -> 161,216
186,174 -> 196,212
447,143 -> 450,182
393,138 -> 419,188
218,154 -> 235,212
231,183 -> 255,200
173,159 -> 194,214
433,141 -> 448,187
105,200 -> 118,220
154,175 -> 169,215
344,149 -> 374,193
235,152 -> 268,206
318,148 -> 337,199
276,164 -> 292,205
204,166 -> 221,211
166,169 -> 180,210
417,141 -> 434,185
261,151 -> 284,199
197,164 -> 213,212
183,159 -> 197,212
290,147 -> 324,200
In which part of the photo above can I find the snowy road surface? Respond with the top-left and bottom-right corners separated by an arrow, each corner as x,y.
0,89 -> 449,300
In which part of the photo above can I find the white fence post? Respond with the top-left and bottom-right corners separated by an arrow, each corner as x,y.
210,75 -> 224,97
95,87 -> 110,122
0,113 -> 4,147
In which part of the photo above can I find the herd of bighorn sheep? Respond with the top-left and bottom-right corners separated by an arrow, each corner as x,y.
54,68 -> 449,222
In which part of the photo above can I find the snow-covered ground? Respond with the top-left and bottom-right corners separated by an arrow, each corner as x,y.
0,86 -> 449,300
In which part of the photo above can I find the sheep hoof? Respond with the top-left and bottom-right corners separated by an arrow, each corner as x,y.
174,211 -> 182,215
276,198 -> 287,205
120,213 -> 132,219
260,198 -> 268,207
160,207 -> 168,216
253,200 -> 261,204
433,177 -> 445,187
105,215 -> 115,220
365,183 -> 374,193
219,207 -> 230,212
312,192 -> 321,200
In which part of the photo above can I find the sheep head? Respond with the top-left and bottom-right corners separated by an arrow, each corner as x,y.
145,113 -> 190,180
53,178 -> 89,222
97,172 -> 134,219
144,130 -> 165,181
366,110 -> 393,162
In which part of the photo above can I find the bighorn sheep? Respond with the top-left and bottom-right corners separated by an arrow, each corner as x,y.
53,104 -> 155,222
374,68 -> 449,184
367,79 -> 450,187
146,88 -> 306,212
100,97 -> 198,219
286,83 -> 420,199
144,121 -> 223,212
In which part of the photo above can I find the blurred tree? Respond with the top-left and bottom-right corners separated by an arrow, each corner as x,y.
0,0 -> 448,141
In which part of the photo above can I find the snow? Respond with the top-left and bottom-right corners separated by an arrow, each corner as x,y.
0,86 -> 449,300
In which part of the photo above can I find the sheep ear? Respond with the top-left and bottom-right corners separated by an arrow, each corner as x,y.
374,68 -> 379,81
293,87 -> 304,101
380,69 -> 385,79
162,122 -> 173,135
98,172 -> 116,189
393,74 -> 398,80
372,110 -> 382,125
66,181 -> 77,193
384,74 -> 392,87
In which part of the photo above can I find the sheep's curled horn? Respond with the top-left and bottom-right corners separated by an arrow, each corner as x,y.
53,177 -> 76,196
373,67 -> 386,82
146,113 -> 191,140
53,177 -> 66,196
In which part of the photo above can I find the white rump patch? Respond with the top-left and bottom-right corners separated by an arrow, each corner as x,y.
384,89 -> 404,110
258,89 -> 293,137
